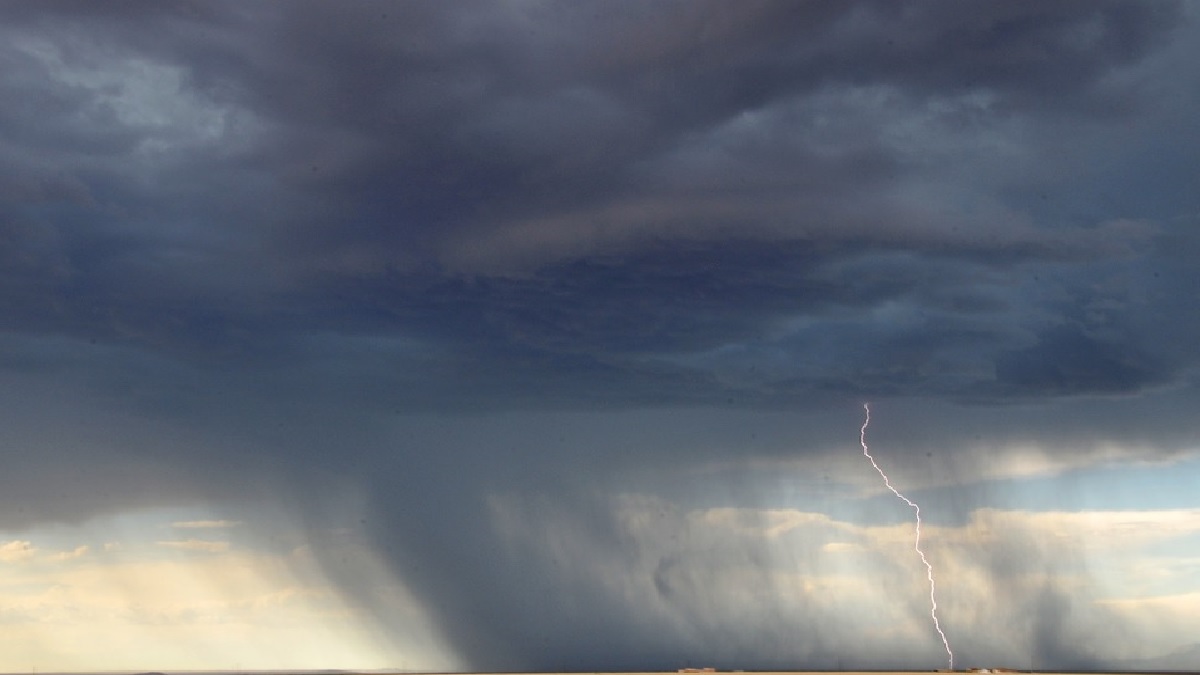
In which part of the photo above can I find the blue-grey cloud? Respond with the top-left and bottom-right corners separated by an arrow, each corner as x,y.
1,1 -> 1198,670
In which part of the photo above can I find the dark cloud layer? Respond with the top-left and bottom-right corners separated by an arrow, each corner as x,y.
2,1 -> 1199,670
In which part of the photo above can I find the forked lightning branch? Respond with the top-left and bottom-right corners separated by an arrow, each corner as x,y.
860,402 -> 955,670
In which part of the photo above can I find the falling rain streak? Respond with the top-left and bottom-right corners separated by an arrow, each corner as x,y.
859,402 -> 955,670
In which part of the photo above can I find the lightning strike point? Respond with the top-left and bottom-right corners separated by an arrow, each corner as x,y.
860,402 -> 955,670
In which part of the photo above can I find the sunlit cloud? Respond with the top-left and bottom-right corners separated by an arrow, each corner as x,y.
698,507 -> 846,538
959,508 -> 1200,550
0,515 -> 459,672
47,545 -> 90,562
1100,590 -> 1200,618
0,540 -> 37,563
157,539 -> 232,553
172,519 -> 244,529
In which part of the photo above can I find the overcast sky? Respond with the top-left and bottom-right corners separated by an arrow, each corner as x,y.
2,1 -> 1200,672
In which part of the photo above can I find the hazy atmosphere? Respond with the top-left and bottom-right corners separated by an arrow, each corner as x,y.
2,1 -> 1199,671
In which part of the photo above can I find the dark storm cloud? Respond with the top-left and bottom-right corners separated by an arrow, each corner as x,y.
0,0 -> 1190,406
2,1 -> 1199,670
994,324 -> 1169,396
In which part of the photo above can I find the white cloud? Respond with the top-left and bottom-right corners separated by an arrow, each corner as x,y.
2,542 -> 94,565
47,545 -> 90,562
960,507 -> 1200,550
157,539 -> 232,553
821,541 -> 868,554
0,540 -> 37,563
1100,590 -> 1200,616
171,519 -> 244,529
697,507 -> 845,538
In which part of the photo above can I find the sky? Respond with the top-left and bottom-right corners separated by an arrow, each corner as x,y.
1,0 -> 1200,671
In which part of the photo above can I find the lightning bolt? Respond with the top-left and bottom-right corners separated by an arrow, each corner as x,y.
860,402 -> 954,670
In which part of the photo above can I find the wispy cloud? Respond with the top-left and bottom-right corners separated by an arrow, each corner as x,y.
2,541 -> 92,564
171,519 -> 244,529
157,539 -> 232,553
47,545 -> 90,562
0,540 -> 37,563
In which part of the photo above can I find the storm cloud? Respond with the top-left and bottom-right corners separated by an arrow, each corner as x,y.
2,1 -> 1200,670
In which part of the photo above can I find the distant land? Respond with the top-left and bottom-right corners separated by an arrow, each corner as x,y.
6,651 -> 1200,675
6,668 -> 1199,675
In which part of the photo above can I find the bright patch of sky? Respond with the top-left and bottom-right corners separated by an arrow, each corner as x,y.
5,449 -> 1199,671
0,506 -> 460,672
